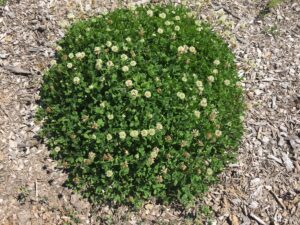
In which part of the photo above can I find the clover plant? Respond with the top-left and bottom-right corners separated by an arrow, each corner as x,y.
37,4 -> 245,208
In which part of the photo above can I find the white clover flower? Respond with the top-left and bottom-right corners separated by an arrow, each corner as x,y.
207,168 -> 213,175
215,130 -> 222,137
192,129 -> 199,137
200,98 -> 207,107
147,113 -> 153,119
121,54 -> 128,61
147,157 -> 155,166
150,151 -> 158,159
208,76 -> 215,83
89,84 -> 94,89
195,20 -> 201,26
130,89 -> 138,97
130,61 -> 137,67
157,28 -> 164,34
213,59 -> 220,65
140,38 -> 145,43
119,131 -> 126,139
174,26 -> 180,31
54,146 -> 61,153
111,45 -> 119,52
130,130 -> 139,138
196,80 -> 203,87
106,41 -> 112,47
68,53 -> 74,59
177,46 -> 185,54
198,87 -> 204,94
187,12 -> 194,18
125,80 -> 133,87
94,47 -> 101,54
95,62 -> 102,70
151,147 -> 160,158
165,21 -> 171,26
106,61 -> 114,67
175,16 -> 180,21
148,128 -> 156,136
159,12 -> 166,19
122,66 -> 129,72
75,52 -> 85,60
224,80 -> 230,86
147,10 -> 153,17
182,76 -> 187,82
236,81 -> 242,87
107,114 -> 114,120
73,77 -> 80,84
106,133 -> 113,141
189,46 -> 197,54
213,69 -> 218,75
96,59 -> 103,64
144,91 -> 151,98
153,147 -> 160,153
106,170 -> 113,177
156,122 -> 163,130
100,101 -> 106,108
56,45 -> 62,51
194,110 -> 201,118
126,37 -> 132,42
67,63 -> 73,69
88,152 -> 96,160
141,129 -> 149,137
177,92 -> 185,100
209,109 -> 217,122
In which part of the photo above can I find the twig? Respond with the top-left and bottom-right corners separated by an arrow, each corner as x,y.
269,190 -> 286,209
249,213 -> 266,225
35,180 -> 38,201
222,7 -> 241,20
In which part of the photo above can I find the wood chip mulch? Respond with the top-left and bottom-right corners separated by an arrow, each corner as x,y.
0,0 -> 299,224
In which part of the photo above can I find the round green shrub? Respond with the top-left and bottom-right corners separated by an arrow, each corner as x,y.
37,4 -> 244,207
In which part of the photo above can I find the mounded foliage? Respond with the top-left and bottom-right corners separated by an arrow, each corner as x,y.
37,4 -> 245,207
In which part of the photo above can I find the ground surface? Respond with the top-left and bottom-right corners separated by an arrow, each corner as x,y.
0,0 -> 299,224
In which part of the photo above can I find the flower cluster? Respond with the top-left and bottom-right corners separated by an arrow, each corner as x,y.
38,4 -> 245,208
177,45 -> 197,54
